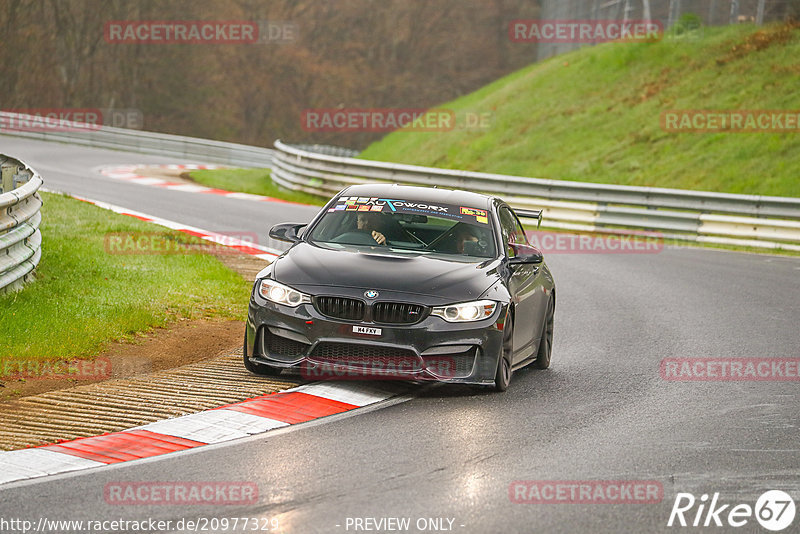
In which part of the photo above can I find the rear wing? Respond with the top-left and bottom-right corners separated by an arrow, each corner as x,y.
514,208 -> 543,229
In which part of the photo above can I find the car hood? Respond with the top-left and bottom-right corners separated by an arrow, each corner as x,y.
272,243 -> 501,303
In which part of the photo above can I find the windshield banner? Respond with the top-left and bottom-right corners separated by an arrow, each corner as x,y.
329,197 -> 490,225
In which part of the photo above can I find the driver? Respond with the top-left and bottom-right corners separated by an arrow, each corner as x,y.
356,212 -> 387,245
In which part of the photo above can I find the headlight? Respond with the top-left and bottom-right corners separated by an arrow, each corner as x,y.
431,300 -> 497,322
258,279 -> 311,307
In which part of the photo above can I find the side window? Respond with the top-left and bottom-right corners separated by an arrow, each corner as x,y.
499,207 -> 527,257
512,214 -> 528,246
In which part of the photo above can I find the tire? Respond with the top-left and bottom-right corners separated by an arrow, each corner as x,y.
243,330 -> 283,376
493,314 -> 513,392
534,295 -> 554,370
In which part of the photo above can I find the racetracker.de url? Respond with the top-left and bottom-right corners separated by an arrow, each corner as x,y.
0,516 -> 279,533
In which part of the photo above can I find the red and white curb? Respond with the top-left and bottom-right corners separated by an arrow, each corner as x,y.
42,190 -> 283,261
0,382 -> 408,486
96,164 -> 304,205
0,174 -> 410,486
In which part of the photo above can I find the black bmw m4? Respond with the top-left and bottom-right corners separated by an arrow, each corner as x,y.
244,184 -> 555,391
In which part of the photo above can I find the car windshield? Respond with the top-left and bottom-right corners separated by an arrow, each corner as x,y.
308,197 -> 496,259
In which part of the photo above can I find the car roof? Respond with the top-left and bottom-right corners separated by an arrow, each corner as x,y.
340,184 -> 495,209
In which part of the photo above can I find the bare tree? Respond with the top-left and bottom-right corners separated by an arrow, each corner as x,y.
729,0 -> 740,23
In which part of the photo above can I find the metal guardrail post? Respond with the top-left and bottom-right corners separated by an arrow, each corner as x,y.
0,156 -> 44,293
1,161 -> 16,195
13,168 -> 31,190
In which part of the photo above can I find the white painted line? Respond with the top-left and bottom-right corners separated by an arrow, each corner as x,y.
0,390 -> 416,491
89,165 -> 317,220
225,192 -> 274,201
0,449 -> 104,483
65,194 -> 283,257
164,184 -> 212,193
0,464 -> 41,485
106,165 -> 138,171
94,164 -> 312,206
292,383 -> 394,407
133,410 -> 288,444
129,177 -> 168,186
147,219 -> 188,231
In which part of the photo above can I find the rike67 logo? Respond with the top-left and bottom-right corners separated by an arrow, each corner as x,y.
668,490 -> 796,531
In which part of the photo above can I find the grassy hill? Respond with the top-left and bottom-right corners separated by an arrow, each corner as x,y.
360,22 -> 800,198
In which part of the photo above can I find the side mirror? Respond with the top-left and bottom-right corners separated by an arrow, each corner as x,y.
269,223 -> 306,243
508,243 -> 544,265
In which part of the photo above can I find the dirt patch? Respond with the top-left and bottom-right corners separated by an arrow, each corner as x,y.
717,22 -> 800,65
216,253 -> 269,281
623,67 -> 673,107
135,165 -> 196,183
0,318 -> 245,402
0,165 -> 272,403
0,351 -> 300,452
1,248 -> 267,403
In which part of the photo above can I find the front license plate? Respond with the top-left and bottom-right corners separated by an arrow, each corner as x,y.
353,326 -> 382,336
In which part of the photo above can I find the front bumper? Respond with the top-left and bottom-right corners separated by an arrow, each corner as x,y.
246,295 -> 505,385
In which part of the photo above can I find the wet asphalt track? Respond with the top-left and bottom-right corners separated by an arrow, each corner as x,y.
1,135 -> 799,533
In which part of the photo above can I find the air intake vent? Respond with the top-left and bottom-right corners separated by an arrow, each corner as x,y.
309,342 -> 421,371
373,302 -> 426,325
315,296 -> 365,321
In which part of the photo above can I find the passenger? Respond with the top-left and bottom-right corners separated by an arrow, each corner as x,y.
454,225 -> 480,254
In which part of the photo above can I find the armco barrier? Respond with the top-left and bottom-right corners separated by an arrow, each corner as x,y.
0,111 -> 275,168
2,112 -> 798,252
271,140 -> 800,252
0,155 -> 43,292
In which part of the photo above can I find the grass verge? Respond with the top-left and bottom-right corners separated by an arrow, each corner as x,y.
360,23 -> 800,198
188,168 -> 326,205
0,192 -> 251,362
